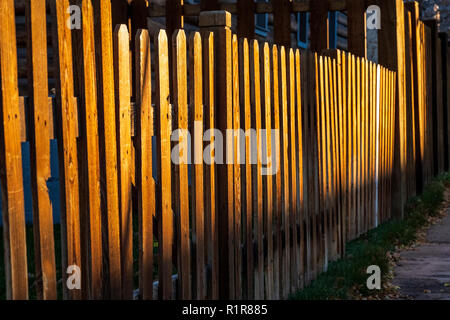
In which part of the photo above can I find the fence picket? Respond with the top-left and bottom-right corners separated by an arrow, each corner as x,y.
0,0 -> 29,300
78,0 -> 102,299
190,32 -> 206,300
262,42 -> 274,299
172,29 -> 191,300
114,25 -> 133,300
25,0 -> 57,300
155,30 -> 174,300
50,0 -> 82,299
135,29 -> 155,300
239,38 -> 253,300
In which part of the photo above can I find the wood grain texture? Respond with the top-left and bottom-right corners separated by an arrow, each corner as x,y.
189,32 -> 206,300
250,39 -> 264,299
92,0 -> 122,298
135,29 -> 155,300
50,0 -> 82,300
25,0 -> 57,300
239,37 -> 253,300
0,0 -> 29,300
79,0 -> 102,299
262,42 -> 274,299
155,30 -> 174,300
172,29 -> 190,300
202,31 -> 218,300
114,24 -> 133,300
231,34 -> 242,300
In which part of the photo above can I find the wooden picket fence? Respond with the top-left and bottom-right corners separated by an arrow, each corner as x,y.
0,0 -> 444,301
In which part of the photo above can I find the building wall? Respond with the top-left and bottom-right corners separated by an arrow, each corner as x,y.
420,0 -> 450,35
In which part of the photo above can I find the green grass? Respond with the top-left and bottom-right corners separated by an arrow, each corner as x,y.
292,172 -> 450,300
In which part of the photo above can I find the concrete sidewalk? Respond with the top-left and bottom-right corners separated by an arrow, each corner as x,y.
393,212 -> 450,300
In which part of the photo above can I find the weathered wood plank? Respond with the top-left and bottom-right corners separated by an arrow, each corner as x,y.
135,29 -> 155,300
377,0 -> 407,219
212,13 -> 235,300
202,31 -> 218,300
25,0 -> 57,300
262,42 -> 274,299
272,0 -> 291,48
92,0 -> 122,298
0,0 -> 29,300
155,30 -> 174,300
239,37 -> 253,300
172,29 -> 191,300
190,32 -> 206,300
113,24 -> 133,300
78,0 -> 102,299
347,0 -> 367,58
237,0 -> 255,39
279,46 -> 290,298
295,49 -> 306,286
231,34 -> 242,300
50,0 -> 82,300
271,45 -> 283,298
250,39 -> 264,299
288,48 -> 298,292
309,0 -> 329,52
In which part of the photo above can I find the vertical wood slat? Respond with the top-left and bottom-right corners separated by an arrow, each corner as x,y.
213,13 -> 235,300
350,54 -> 357,239
311,52 -> 320,280
262,42 -> 274,299
329,56 -> 339,259
272,0 -> 291,48
113,24 -> 133,300
271,45 -> 283,299
166,0 -> 183,44
172,29 -> 191,300
237,0 -> 255,40
309,0 -> 329,52
318,55 -> 327,271
0,0 -> 29,300
295,49 -> 306,286
316,55 -> 325,271
239,37 -> 253,300
50,0 -> 82,300
356,57 -> 362,236
288,49 -> 298,292
189,32 -> 206,300
347,0 -> 367,58
404,8 -> 416,198
25,0 -> 57,300
202,31 -> 218,300
155,30 -> 174,300
325,56 -> 332,266
231,34 -> 242,300
279,46 -> 290,298
377,0 -> 407,219
250,39 -> 264,299
93,0 -> 122,298
135,29 -> 155,300
78,0 -> 102,299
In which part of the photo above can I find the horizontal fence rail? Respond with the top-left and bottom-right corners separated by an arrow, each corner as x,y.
0,1 -> 447,300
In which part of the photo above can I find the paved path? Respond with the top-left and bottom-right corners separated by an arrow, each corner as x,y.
393,211 -> 450,300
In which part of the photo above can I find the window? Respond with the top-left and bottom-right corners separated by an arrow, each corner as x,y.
297,12 -> 309,49
255,0 -> 269,37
